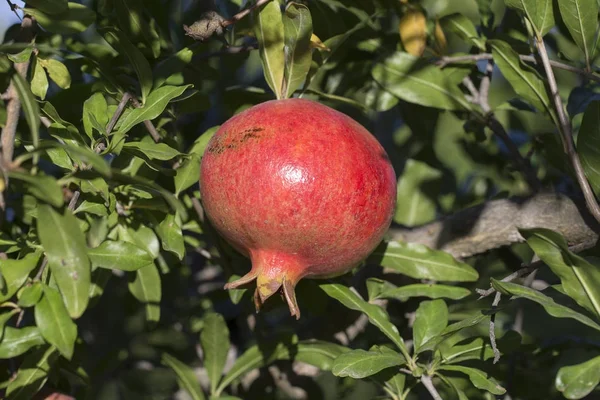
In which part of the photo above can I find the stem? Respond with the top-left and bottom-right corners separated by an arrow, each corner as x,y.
534,36 -> 600,224
421,375 -> 443,400
222,0 -> 272,27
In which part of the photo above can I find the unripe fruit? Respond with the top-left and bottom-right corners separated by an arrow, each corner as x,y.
200,99 -> 396,319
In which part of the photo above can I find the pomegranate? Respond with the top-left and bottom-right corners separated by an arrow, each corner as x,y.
200,99 -> 396,319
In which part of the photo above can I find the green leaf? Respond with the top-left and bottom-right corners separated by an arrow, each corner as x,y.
30,57 -> 49,100
114,0 -> 161,58
37,205 -> 91,319
123,141 -> 181,160
88,240 -> 153,271
156,213 -> 185,260
118,85 -> 191,134
0,327 -> 45,359
579,101 -> 600,195
393,159 -> 442,226
439,365 -> 506,395
439,337 -> 495,364
440,13 -> 485,50
490,39 -> 556,121
0,252 -> 42,303
491,279 -> 600,332
556,355 -> 600,399
320,283 -> 410,360
369,241 -> 479,282
174,154 -> 201,196
5,346 -> 58,400
38,58 -> 71,89
83,92 -> 109,139
0,310 -> 19,340
128,263 -> 161,322
12,71 -> 40,150
9,171 -> 63,207
254,0 -> 285,99
282,2 -> 312,98
101,27 -> 153,104
23,3 -> 96,34
378,283 -> 471,302
504,0 -> 555,36
332,347 -> 405,379
201,313 -> 230,394
18,282 -> 43,308
34,285 -> 77,360
7,46 -> 32,63
413,299 -> 448,353
557,0 -> 598,65
521,228 -> 600,319
74,200 -> 107,216
21,0 -> 68,15
372,52 -> 471,111
124,225 -> 161,259
161,353 -> 206,400
294,340 -> 349,371
419,311 -> 489,352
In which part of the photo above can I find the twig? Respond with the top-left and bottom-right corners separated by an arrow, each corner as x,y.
130,97 -> 161,142
534,37 -> 600,224
4,0 -> 21,20
436,53 -> 600,83
421,375 -> 443,400
222,0 -> 272,27
489,291 -> 502,364
477,263 -> 539,299
105,92 -> 161,142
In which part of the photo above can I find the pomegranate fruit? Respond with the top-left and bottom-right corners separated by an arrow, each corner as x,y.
200,98 -> 396,319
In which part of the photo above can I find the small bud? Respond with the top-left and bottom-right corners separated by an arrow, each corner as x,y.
183,11 -> 226,41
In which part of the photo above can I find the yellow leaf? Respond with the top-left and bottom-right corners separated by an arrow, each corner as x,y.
399,9 -> 427,57
433,19 -> 447,55
309,33 -> 330,51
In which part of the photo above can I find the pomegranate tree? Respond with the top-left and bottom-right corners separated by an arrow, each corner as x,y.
200,99 -> 396,319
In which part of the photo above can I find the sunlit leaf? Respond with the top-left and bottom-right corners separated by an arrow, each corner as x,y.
556,355 -> 600,399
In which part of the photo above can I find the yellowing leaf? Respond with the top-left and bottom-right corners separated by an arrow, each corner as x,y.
433,19 -> 447,55
309,33 -> 330,51
399,9 -> 427,57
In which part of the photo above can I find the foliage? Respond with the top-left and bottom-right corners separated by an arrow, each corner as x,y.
0,0 -> 600,399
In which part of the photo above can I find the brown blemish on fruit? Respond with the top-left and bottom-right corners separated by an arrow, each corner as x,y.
207,127 -> 266,154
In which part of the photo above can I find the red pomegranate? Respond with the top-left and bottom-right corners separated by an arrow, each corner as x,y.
200,99 -> 396,319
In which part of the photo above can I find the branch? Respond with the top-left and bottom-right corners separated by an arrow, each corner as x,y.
222,0 -> 271,27
105,92 -> 161,142
421,375 -> 443,400
436,53 -> 600,83
534,37 -> 600,225
391,192 -> 600,259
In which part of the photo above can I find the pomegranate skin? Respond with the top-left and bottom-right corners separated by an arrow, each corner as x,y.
200,98 -> 396,318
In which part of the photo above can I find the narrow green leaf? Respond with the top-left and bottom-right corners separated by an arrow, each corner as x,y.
156,213 -> 185,260
440,13 -> 485,50
9,171 -> 63,207
393,159 -> 441,226
521,228 -> 600,319
0,252 -> 42,303
34,285 -> 77,360
439,337 -> 495,364
83,92 -> 109,140
282,2 -> 312,98
439,365 -> 506,395
332,347 -> 404,379
201,313 -> 230,394
413,299 -> 448,353
557,0 -> 598,65
556,355 -> 600,399
118,85 -> 191,133
30,57 -> 49,100
320,283 -> 410,359
419,311 -> 489,352
161,353 -> 206,400
124,225 -> 161,259
254,0 -> 285,99
378,283 -> 471,302
39,58 -> 71,89
101,27 -> 153,104
5,346 -> 58,400
12,72 -> 40,149
18,282 -> 43,308
0,310 -> 19,341
369,241 -> 479,282
174,154 -> 201,196
294,340 -> 349,371
88,240 -> 153,271
123,141 -> 181,160
0,327 -> 45,359
490,39 -> 556,121
579,101 -> 600,195
492,279 -> 600,332
20,0 -> 68,15
7,46 -> 32,63
23,3 -> 96,34
504,0 -> 555,36
37,205 -> 91,319
372,52 -> 471,111
128,263 -> 161,322
114,0 -> 161,58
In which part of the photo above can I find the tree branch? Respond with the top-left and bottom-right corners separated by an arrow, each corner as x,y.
436,53 -> 600,83
391,192 -> 600,259
534,37 -> 600,225
222,0 -> 272,27
421,375 -> 443,400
